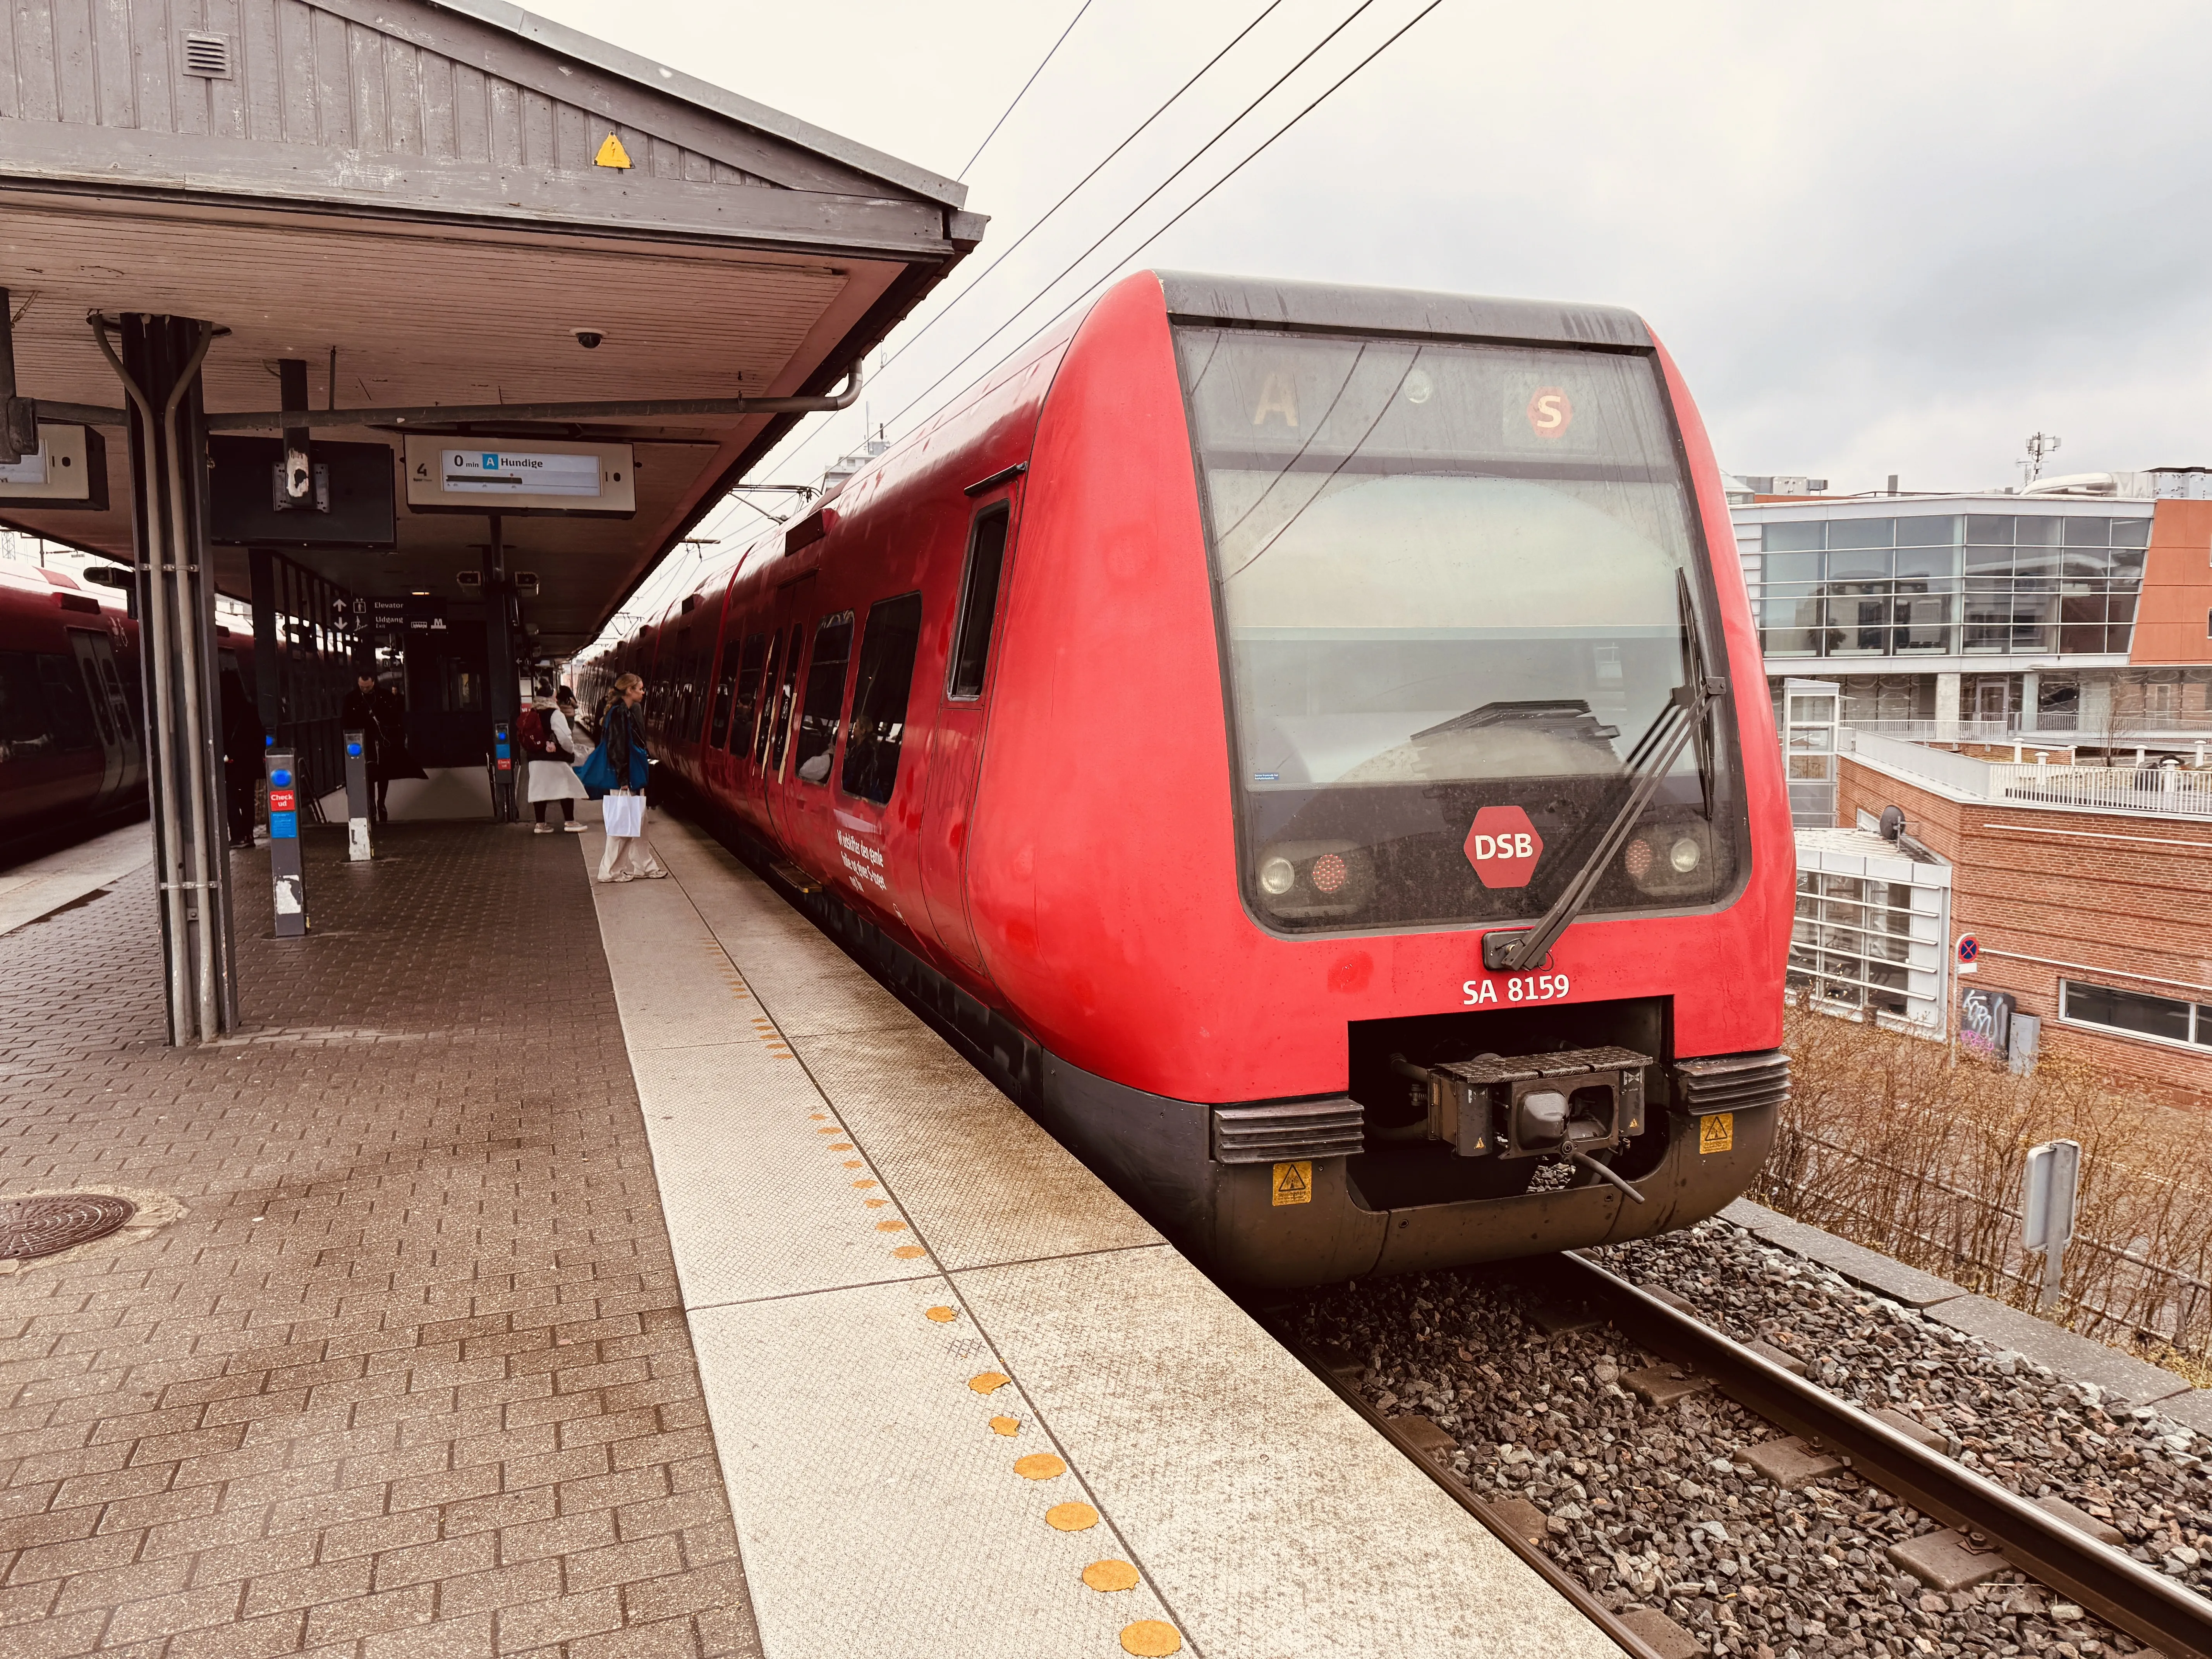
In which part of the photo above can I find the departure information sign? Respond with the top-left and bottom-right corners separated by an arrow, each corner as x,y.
441,449 -> 602,496
402,436 -> 635,519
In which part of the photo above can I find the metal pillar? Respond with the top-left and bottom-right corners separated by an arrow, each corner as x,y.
99,313 -> 236,1043
484,514 -> 520,822
248,547 -> 281,734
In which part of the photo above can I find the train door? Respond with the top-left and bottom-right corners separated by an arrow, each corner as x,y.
756,572 -> 814,849
919,495 -> 1017,972
708,627 -> 767,809
773,606 -> 854,859
64,629 -> 134,805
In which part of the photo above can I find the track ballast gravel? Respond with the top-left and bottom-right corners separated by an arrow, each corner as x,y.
1290,1216 -> 2212,1658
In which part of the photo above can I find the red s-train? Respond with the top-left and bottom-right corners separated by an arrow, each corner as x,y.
0,562 -> 145,844
582,272 -> 1795,1286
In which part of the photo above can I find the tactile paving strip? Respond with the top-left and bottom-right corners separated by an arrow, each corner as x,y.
589,817 -> 1618,1659
586,823 -> 1194,1657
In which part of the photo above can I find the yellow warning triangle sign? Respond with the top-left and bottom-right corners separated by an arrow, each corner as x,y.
594,132 -> 634,170
1276,1163 -> 1308,1194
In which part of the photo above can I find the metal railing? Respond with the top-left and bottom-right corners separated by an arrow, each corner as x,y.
1757,1130 -> 2212,1358
1843,727 -> 2212,818
1853,713 -> 2212,741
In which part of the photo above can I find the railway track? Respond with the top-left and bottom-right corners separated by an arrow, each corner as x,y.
1262,1249 -> 2212,1659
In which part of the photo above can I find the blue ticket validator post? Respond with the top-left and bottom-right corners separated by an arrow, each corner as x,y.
265,748 -> 307,938
343,728 -> 372,861
490,719 -> 516,823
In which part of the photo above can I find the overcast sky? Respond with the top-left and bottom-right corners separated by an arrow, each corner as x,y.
522,0 -> 2212,604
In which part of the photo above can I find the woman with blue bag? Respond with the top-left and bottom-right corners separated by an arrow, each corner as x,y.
578,673 -> 666,882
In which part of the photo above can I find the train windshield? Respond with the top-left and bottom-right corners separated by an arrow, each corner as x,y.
1174,326 -> 1740,934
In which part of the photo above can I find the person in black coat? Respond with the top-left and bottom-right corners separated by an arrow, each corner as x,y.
339,671 -> 412,823
219,673 -> 265,849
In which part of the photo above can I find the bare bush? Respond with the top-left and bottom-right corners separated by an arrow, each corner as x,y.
1753,1003 -> 2212,1378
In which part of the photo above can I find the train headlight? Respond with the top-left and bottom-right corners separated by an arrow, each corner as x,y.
1669,837 -> 1702,874
1258,856 -> 1296,896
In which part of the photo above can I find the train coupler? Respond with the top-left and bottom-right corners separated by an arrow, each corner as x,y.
1387,1045 -> 1652,1160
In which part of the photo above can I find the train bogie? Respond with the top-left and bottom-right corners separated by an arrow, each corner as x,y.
599,270 -> 1795,1286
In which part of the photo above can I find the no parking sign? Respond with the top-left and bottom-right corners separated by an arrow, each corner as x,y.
1956,934 -> 1979,976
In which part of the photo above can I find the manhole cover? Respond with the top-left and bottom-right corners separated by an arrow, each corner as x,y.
1,1194 -> 137,1261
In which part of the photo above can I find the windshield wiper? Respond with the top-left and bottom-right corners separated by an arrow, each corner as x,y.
1483,572 -> 1726,973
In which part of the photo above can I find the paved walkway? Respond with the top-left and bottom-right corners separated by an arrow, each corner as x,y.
0,822 -> 153,939
0,824 -> 759,1659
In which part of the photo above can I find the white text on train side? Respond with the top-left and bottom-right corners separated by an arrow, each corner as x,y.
1462,974 -> 1572,1007
837,830 -> 887,891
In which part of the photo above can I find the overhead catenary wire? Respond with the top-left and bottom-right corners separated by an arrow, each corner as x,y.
886,0 -> 1444,436
959,0 -> 1095,180
883,0 -> 1288,374
595,0 -> 1441,658
883,0 -> 1385,429
746,0 -> 1383,501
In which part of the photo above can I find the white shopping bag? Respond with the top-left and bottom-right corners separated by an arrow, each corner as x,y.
603,791 -> 645,838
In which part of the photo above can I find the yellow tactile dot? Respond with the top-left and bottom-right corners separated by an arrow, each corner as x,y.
816,1126 -> 842,1134
1119,1621 -> 1182,1656
1083,1560 -> 1140,1593
1013,1453 -> 1065,1480
842,1160 -> 864,1170
991,1416 -> 1020,1436
828,1143 -> 853,1151
924,1306 -> 958,1323
968,1372 -> 1010,1394
863,1198 -> 889,1209
811,1113 -> 828,1121
891,1245 -> 927,1259
876,1219 -> 908,1232
1045,1502 -> 1098,1532
851,1179 -> 878,1189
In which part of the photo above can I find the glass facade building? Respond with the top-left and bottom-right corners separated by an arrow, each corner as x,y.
1752,512 -> 2150,661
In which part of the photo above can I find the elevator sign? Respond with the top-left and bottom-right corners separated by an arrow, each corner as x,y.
402,436 -> 636,519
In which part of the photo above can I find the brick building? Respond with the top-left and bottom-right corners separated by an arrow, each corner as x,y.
1836,739 -> 2212,1105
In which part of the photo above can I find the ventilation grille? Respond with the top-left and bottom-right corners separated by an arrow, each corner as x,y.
182,32 -> 233,78
1674,1050 -> 1791,1118
1212,1098 -> 1364,1165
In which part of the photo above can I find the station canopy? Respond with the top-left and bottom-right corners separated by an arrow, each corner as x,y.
0,0 -> 979,652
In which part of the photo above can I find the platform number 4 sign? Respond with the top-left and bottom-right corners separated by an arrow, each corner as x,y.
1271,1161 -> 1312,1207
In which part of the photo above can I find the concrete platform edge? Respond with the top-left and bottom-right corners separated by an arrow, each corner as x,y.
1718,1198 -> 2202,1412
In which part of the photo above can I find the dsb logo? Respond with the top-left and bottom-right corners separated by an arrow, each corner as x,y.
1464,805 -> 1544,889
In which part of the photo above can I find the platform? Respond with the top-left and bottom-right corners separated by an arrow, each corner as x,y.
583,811 -> 1614,1659
0,810 -> 1618,1659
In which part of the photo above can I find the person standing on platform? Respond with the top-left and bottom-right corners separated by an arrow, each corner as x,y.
578,672 -> 665,881
219,673 -> 265,850
340,667 -> 416,824
526,688 -> 589,834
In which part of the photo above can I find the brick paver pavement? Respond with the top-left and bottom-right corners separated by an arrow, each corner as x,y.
0,824 -> 761,1659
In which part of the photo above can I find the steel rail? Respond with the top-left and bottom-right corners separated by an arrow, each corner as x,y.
1254,1309 -> 1668,1659
1553,1251 -> 2212,1659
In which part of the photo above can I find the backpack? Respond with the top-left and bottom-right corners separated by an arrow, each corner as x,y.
519,708 -> 559,757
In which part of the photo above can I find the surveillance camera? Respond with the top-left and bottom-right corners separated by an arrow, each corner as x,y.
573,329 -> 605,350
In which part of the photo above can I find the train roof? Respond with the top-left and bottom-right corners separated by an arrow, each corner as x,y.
1153,271 -> 1652,353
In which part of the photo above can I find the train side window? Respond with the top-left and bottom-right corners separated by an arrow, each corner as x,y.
754,630 -> 786,763
791,611 -> 855,785
728,632 -> 767,752
707,636 -> 742,748
0,651 -> 51,751
34,654 -> 97,752
947,503 -> 1010,699
841,593 -> 924,805
768,623 -> 805,769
